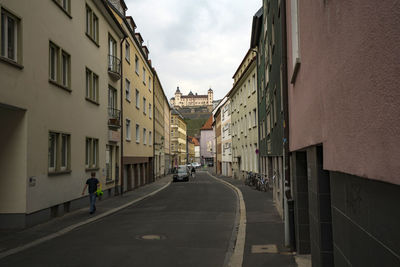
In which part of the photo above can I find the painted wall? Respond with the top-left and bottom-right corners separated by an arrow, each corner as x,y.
286,0 -> 400,185
221,100 -> 232,163
200,130 -> 215,160
0,0 -> 123,214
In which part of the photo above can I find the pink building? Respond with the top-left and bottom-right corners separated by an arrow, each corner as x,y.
286,0 -> 400,266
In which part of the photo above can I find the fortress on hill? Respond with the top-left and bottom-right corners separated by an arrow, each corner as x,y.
170,87 -> 213,108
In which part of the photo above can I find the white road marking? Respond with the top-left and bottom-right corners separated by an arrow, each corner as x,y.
208,173 -> 246,267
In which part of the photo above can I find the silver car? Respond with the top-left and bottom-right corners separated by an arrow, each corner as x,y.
173,165 -> 190,182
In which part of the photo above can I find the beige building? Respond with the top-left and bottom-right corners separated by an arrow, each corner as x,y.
170,87 -> 213,108
187,137 -> 195,163
153,70 -> 167,179
108,1 -> 154,191
229,49 -> 259,179
0,0 -> 125,228
164,97 -> 171,174
171,109 -> 187,166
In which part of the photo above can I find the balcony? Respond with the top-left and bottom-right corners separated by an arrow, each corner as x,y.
108,55 -> 121,80
108,107 -> 121,128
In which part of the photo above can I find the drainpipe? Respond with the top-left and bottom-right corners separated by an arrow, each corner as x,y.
119,35 -> 127,196
281,0 -> 295,250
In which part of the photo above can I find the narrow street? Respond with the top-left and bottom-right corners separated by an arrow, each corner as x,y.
0,172 -> 237,267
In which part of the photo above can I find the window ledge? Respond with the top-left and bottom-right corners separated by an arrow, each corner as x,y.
125,58 -> 130,64
291,58 -> 301,84
48,170 -> 72,176
85,167 -> 100,172
85,33 -> 100,48
49,79 -> 72,93
135,71 -> 139,76
126,139 -> 131,142
126,98 -> 131,103
52,0 -> 72,19
85,97 -> 100,105
0,56 -> 24,69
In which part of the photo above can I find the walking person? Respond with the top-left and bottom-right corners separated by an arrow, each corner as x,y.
191,166 -> 196,179
82,172 -> 99,214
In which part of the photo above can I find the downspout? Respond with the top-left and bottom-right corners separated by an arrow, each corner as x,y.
281,0 -> 295,250
119,35 -> 127,196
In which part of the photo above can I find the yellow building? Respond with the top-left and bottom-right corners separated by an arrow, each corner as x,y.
0,0 -> 125,228
187,137 -> 196,163
171,109 -> 187,166
170,87 -> 213,107
153,69 -> 168,179
108,1 -> 154,191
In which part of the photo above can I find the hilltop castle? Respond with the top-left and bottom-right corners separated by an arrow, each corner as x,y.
170,87 -> 213,108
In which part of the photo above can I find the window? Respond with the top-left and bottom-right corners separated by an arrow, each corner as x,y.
274,90 -> 277,125
248,112 -> 252,129
143,67 -> 146,84
291,0 -> 300,69
48,132 -> 71,173
108,86 -> 117,110
49,42 -> 70,89
149,77 -> 151,91
1,8 -> 20,63
248,80 -> 251,97
135,89 -> 140,108
252,74 -> 256,93
253,109 -> 257,127
85,5 -> 99,44
125,42 -> 130,62
53,0 -> 71,16
143,128 -> 147,145
108,35 -> 117,68
143,97 -> 146,114
267,111 -> 271,135
125,79 -> 131,101
106,145 -> 113,181
149,131 -> 152,146
135,55 -> 139,74
85,137 -> 98,169
86,68 -> 99,103
136,124 -> 140,143
126,119 -> 131,141
149,104 -> 152,118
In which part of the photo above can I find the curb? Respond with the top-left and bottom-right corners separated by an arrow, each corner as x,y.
208,172 -> 246,267
0,181 -> 171,260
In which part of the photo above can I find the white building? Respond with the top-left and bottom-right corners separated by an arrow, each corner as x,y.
221,100 -> 232,176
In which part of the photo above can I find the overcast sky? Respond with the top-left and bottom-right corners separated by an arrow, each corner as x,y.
125,0 -> 261,100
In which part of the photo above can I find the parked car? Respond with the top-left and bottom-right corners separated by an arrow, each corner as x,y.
173,165 -> 190,182
192,162 -> 201,168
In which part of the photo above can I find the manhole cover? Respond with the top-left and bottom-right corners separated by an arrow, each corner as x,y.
137,234 -> 166,240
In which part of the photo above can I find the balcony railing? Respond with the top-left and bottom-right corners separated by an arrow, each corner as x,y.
108,107 -> 121,128
108,55 -> 121,80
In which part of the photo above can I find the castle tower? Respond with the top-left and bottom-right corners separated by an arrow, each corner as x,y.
208,88 -> 213,105
175,86 -> 182,106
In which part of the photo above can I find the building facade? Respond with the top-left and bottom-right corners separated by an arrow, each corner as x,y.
193,137 -> 200,163
187,136 -> 195,163
229,49 -> 259,180
253,2 -> 285,217
109,1 -> 154,192
170,87 -> 213,108
214,109 -> 222,175
0,0 -> 125,228
153,70 -> 165,179
171,109 -> 187,166
221,100 -> 232,177
163,98 -> 171,174
200,115 -> 215,166
286,0 -> 400,266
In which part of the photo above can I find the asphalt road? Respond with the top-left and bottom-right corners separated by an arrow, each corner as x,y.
0,172 -> 237,267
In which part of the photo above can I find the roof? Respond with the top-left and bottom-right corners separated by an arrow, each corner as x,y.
181,95 -> 208,99
171,108 -> 184,120
201,115 -> 213,130
192,137 -> 200,146
250,7 -> 263,48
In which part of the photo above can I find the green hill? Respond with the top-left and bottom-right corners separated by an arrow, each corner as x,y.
184,118 -> 208,138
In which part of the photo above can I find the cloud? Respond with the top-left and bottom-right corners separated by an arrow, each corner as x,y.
124,0 -> 261,100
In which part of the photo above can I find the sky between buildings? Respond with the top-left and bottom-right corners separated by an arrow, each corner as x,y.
125,0 -> 261,101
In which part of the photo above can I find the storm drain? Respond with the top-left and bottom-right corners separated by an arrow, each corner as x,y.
137,234 -> 166,240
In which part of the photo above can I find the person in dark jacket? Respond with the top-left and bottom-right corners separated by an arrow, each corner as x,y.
82,172 -> 99,214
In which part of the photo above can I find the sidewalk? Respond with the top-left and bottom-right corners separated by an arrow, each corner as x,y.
0,175 -> 172,258
210,170 -> 298,267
